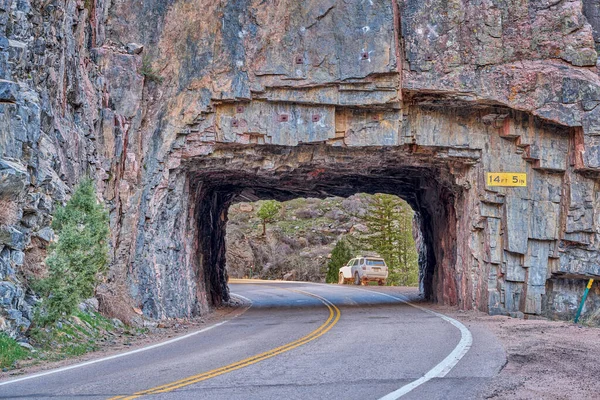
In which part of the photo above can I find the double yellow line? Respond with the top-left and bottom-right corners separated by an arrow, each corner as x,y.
110,289 -> 340,399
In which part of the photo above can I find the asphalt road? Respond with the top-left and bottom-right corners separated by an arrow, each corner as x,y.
0,281 -> 506,399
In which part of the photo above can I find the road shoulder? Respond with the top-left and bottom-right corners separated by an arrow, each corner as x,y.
423,303 -> 600,399
0,297 -> 250,382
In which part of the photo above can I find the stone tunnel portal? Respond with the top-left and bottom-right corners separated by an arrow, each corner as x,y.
79,0 -> 599,324
136,103 -> 598,324
189,144 -> 462,310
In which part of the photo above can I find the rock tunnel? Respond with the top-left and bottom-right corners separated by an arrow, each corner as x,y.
5,0 -> 600,336
190,144 -> 459,307
97,0 -> 600,323
132,98 -> 599,323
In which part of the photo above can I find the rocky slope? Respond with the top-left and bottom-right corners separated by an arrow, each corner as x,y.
1,0 -> 600,341
226,195 -> 373,281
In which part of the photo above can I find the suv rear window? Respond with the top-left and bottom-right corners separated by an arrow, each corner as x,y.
366,259 -> 385,266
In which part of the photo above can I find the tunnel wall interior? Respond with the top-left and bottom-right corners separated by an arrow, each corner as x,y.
189,147 -> 458,307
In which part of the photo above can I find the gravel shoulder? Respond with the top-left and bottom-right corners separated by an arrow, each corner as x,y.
426,304 -> 600,399
0,297 -> 250,382
373,286 -> 599,399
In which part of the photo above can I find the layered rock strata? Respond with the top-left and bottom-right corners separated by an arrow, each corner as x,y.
1,0 -> 600,336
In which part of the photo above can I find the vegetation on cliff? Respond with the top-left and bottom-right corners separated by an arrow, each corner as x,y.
33,178 -> 110,325
0,180 -> 138,371
325,239 -> 353,283
257,200 -> 282,236
352,194 -> 419,286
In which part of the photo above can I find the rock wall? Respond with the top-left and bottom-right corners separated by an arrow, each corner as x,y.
1,0 -> 600,336
1,0 -> 106,337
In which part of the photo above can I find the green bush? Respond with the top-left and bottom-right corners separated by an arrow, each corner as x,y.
140,56 -> 164,83
34,178 -> 110,325
326,239 -> 352,283
257,200 -> 282,236
0,333 -> 29,369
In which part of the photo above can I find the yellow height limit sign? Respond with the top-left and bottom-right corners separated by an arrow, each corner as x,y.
486,172 -> 527,187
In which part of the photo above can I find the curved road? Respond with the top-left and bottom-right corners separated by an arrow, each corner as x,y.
0,281 -> 506,399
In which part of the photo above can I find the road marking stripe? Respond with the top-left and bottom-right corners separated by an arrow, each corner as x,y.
0,294 -> 251,387
110,288 -> 341,399
345,288 -> 473,399
0,321 -> 229,387
232,280 -> 472,398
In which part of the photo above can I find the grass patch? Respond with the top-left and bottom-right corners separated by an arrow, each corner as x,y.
0,333 -> 29,369
140,57 -> 164,83
1,309 -> 139,372
276,216 -> 337,235
27,310 -> 124,364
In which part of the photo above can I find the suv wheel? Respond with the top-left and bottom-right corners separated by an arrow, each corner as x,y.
354,273 -> 360,285
339,273 -> 345,285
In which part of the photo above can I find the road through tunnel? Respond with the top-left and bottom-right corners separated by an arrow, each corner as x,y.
128,102 -> 599,325
190,145 -> 463,309
103,0 -> 600,324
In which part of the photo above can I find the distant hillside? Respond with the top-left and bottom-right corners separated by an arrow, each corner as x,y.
225,194 -> 418,284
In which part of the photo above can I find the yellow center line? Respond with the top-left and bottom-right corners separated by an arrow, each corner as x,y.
109,288 -> 341,400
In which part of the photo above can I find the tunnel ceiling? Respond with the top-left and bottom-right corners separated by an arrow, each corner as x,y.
186,145 -> 461,204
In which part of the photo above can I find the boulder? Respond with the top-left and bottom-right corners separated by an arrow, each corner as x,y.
35,227 -> 54,243
283,270 -> 297,281
0,281 -> 17,307
11,250 -> 24,266
0,159 -> 29,200
0,226 -> 27,250
239,203 -> 253,213
0,79 -> 17,102
17,341 -> 33,350
125,43 -> 144,55
79,297 -> 100,313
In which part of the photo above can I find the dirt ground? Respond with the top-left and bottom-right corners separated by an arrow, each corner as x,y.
430,304 -> 600,400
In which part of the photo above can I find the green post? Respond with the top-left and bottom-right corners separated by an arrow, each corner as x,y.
574,279 -> 594,324
249,266 -> 253,279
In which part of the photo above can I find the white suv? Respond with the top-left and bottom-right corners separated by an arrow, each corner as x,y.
339,256 -> 388,286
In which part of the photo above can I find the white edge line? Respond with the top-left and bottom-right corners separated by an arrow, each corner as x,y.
351,288 -> 473,399
0,293 -> 252,387
251,281 -> 472,399
234,281 -> 472,398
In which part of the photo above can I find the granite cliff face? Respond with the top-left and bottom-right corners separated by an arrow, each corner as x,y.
2,0 -> 600,337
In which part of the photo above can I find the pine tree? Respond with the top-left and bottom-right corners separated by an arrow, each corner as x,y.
326,239 -> 352,283
35,178 -> 110,325
257,200 -> 281,236
358,194 -> 419,286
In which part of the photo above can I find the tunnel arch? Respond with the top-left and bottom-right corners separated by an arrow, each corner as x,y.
87,0 -> 600,323
125,102 -> 598,325
189,144 -> 464,308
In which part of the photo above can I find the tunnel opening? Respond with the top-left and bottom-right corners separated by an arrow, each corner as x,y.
189,144 -> 465,309
224,193 -> 421,287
